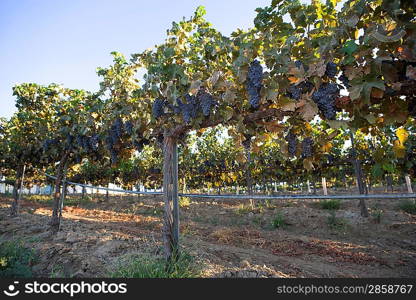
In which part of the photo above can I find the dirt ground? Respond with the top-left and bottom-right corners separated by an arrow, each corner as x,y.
0,194 -> 415,278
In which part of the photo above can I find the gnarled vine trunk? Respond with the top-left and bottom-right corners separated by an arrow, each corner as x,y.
10,164 -> 25,217
162,134 -> 179,261
50,151 -> 69,232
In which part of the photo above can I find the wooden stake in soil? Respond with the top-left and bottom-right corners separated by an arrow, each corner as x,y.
349,131 -> 369,217
405,175 -> 413,193
50,151 -> 69,232
322,177 -> 328,196
10,164 -> 26,217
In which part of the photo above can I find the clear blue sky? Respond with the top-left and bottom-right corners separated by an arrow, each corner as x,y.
0,0 -> 271,119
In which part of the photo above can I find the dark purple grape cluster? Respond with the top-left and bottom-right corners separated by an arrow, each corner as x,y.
124,121 -> 133,135
246,60 -> 263,109
108,118 -> 123,146
287,81 -> 314,100
288,85 -> 302,100
312,83 -> 339,120
81,135 -> 90,150
105,118 -> 125,163
197,87 -> 216,116
76,135 -> 84,147
89,134 -> 99,151
152,98 -> 166,119
285,132 -> 297,156
113,118 -> 123,137
42,138 -> 59,151
176,95 -> 199,124
301,137 -> 313,158
160,88 -> 216,124
325,62 -> 338,78
247,60 -> 263,88
169,101 -> 182,114
110,150 -> 118,163
73,134 -> 100,153
65,134 -> 74,150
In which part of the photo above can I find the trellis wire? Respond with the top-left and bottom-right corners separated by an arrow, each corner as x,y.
42,172 -> 416,200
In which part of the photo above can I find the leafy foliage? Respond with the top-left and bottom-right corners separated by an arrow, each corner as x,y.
0,239 -> 37,278
111,252 -> 200,278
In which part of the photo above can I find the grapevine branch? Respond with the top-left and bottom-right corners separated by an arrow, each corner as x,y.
165,107 -> 290,138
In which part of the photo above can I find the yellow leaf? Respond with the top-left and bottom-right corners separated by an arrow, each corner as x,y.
396,128 -> 408,145
321,142 -> 333,153
393,140 -> 406,158
288,76 -> 299,83
303,158 -> 314,171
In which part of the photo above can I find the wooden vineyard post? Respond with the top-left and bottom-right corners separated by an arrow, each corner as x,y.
182,177 -> 187,194
243,140 -> 253,196
386,175 -> 393,192
106,183 -> 110,202
82,183 -> 86,199
50,151 -> 69,232
322,177 -> 328,196
405,174 -> 413,194
17,164 -> 26,209
57,160 -> 69,231
349,131 -> 369,217
162,134 -> 179,261
58,178 -> 67,231
10,164 -> 26,217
